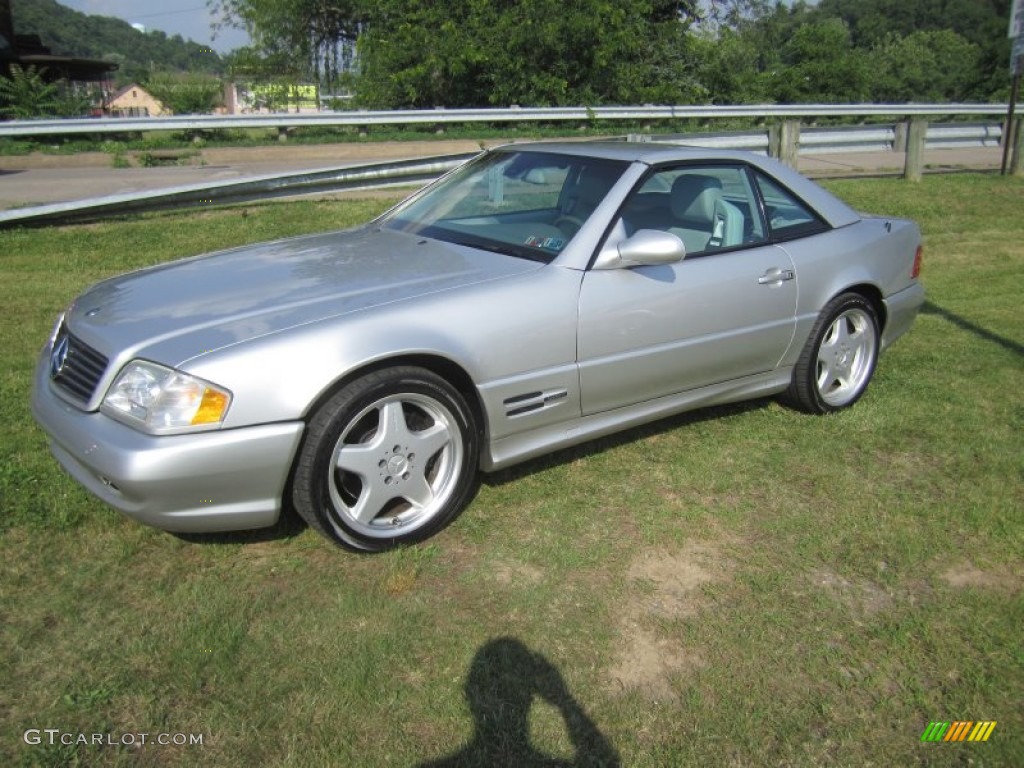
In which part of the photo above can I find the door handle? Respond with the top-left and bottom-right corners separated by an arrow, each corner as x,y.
758,268 -> 795,285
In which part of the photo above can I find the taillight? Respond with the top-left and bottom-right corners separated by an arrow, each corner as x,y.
911,245 -> 923,279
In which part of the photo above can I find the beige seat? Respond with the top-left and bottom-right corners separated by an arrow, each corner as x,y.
667,174 -> 744,255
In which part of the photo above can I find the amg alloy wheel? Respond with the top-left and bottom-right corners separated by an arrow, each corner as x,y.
787,293 -> 880,414
293,367 -> 479,551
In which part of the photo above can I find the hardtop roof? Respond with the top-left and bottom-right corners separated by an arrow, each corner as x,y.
491,141 -> 861,228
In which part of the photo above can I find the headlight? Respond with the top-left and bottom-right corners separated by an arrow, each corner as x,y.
101,361 -> 232,434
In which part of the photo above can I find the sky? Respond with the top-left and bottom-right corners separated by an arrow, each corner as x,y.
56,0 -> 251,53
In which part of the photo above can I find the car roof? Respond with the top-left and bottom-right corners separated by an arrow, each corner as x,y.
491,141 -> 861,229
492,140 -> 754,165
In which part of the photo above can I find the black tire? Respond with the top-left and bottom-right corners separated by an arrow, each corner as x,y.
292,366 -> 479,552
786,292 -> 880,414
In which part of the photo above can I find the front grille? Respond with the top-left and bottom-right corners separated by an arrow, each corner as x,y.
51,326 -> 109,403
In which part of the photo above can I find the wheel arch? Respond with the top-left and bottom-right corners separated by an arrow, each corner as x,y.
300,353 -> 487,439
834,282 -> 886,332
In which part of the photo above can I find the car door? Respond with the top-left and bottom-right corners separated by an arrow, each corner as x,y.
576,164 -> 799,415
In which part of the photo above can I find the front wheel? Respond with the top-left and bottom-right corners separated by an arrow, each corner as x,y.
786,293 -> 880,414
292,367 -> 479,551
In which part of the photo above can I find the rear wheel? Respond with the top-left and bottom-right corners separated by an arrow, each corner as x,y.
293,367 -> 479,551
786,293 -> 879,414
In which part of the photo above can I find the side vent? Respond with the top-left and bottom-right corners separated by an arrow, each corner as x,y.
503,389 -> 569,418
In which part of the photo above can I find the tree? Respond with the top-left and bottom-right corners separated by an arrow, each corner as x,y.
690,28 -> 765,104
813,0 -> 1008,49
690,1 -> 818,104
15,0 -> 225,86
0,64 -> 59,118
868,30 -> 983,102
213,0 -> 364,91
768,19 -> 872,103
212,0 -> 706,107
813,0 -> 1011,98
50,84 -> 95,117
145,71 -> 223,114
356,0 -> 702,108
354,0 -> 483,108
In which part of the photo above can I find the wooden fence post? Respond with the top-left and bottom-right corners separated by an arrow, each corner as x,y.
904,119 -> 928,182
769,120 -> 800,169
893,120 -> 908,152
1012,117 -> 1023,177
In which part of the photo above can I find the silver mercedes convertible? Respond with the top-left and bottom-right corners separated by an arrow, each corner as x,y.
32,142 -> 924,551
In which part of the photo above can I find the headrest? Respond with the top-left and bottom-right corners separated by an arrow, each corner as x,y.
670,174 -> 723,223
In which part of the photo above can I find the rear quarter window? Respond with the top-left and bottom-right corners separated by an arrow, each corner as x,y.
756,172 -> 829,241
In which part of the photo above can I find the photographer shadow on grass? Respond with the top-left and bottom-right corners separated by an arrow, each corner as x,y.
419,637 -> 620,768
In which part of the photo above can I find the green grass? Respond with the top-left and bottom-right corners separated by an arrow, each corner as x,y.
1,175 -> 1022,767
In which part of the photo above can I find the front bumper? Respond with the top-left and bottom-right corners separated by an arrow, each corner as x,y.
31,351 -> 305,533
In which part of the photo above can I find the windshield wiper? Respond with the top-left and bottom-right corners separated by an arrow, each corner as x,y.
420,226 -> 552,263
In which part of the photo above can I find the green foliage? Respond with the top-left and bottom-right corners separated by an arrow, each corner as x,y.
690,28 -> 768,103
215,0 -> 363,91
10,0 -> 1000,109
0,62 -> 106,120
225,46 -> 301,83
0,64 -> 59,118
815,0 -> 1008,49
49,87 -> 94,118
214,0 -> 1012,108
357,0 -> 701,108
771,19 -> 872,103
144,72 -> 224,115
13,0 -> 225,85
868,30 -> 983,102
688,0 -> 1010,104
812,0 -> 1012,100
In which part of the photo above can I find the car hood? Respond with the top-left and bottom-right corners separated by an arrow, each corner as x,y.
65,226 -> 542,363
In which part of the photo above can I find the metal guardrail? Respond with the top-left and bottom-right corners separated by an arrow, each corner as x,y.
639,122 -> 1003,155
0,103 -> 1013,138
924,123 -> 1004,150
0,120 -> 1008,227
0,154 -> 475,227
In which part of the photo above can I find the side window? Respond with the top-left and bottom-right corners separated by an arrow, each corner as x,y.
755,172 -> 829,240
619,165 -> 766,258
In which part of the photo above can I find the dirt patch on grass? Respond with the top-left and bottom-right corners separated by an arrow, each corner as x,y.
493,559 -> 545,587
606,623 -> 705,702
607,541 -> 733,701
810,568 -> 893,619
940,562 -> 1021,593
627,544 -> 720,619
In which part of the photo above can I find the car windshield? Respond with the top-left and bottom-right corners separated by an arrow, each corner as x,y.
380,150 -> 629,263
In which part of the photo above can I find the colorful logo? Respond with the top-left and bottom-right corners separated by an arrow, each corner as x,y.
921,721 -> 997,742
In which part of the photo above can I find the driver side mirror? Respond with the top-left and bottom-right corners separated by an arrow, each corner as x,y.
593,229 -> 686,270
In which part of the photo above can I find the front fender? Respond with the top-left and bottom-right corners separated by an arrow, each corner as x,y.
179,266 -> 585,432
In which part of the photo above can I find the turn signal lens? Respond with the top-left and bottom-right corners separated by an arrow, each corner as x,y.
911,245 -> 923,279
192,388 -> 231,425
